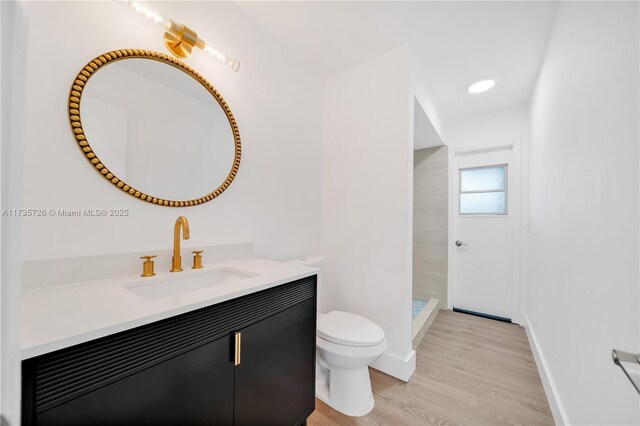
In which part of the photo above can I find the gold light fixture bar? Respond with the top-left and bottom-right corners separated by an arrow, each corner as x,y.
116,0 -> 240,72
164,20 -> 199,59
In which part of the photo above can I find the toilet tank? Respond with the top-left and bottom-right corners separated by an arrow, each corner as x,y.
285,256 -> 324,269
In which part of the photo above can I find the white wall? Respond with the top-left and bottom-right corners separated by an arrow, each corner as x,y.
412,55 -> 446,142
18,1 -> 323,262
413,98 -> 443,150
1,2 -> 26,423
527,2 -> 639,424
321,46 -> 416,380
443,104 -> 529,149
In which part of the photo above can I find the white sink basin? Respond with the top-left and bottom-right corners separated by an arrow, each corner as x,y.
124,267 -> 257,300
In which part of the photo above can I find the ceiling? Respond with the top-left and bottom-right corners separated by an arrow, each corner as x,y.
236,1 -> 558,119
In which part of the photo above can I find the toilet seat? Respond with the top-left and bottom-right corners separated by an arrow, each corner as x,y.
317,311 -> 385,347
316,335 -> 387,359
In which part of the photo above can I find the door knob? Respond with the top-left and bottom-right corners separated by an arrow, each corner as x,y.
455,240 -> 468,247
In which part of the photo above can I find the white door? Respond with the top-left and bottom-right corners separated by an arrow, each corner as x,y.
450,144 -> 520,321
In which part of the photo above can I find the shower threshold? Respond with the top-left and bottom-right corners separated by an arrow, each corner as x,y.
412,298 -> 439,348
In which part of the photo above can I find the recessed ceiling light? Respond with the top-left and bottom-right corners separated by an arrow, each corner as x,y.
468,79 -> 496,94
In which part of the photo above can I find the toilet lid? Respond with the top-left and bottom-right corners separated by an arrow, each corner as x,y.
317,311 -> 385,347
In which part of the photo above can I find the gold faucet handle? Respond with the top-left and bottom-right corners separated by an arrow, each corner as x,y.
140,255 -> 157,277
192,250 -> 204,269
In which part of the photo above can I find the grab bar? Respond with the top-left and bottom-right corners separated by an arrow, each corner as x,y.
612,349 -> 640,394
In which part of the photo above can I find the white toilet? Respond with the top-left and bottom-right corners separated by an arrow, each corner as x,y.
316,311 -> 387,416
285,257 -> 387,417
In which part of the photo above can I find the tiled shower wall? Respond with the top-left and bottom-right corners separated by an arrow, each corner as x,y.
413,146 -> 448,306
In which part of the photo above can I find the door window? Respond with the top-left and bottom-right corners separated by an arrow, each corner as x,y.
459,165 -> 507,215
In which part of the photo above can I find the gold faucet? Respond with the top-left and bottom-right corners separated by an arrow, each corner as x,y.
171,216 -> 190,272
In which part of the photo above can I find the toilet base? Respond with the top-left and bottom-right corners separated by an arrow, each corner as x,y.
315,362 -> 375,417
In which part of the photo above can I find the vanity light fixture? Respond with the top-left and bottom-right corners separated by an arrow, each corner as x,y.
467,79 -> 496,94
116,0 -> 240,71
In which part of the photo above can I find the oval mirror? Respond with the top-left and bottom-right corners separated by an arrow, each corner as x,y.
69,50 -> 241,207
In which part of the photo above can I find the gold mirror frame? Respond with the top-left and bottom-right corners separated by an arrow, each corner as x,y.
68,49 -> 241,207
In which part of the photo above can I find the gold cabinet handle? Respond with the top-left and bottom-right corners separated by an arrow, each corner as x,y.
234,332 -> 241,366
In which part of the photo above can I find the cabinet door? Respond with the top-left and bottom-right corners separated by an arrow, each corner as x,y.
234,299 -> 316,426
36,337 -> 234,426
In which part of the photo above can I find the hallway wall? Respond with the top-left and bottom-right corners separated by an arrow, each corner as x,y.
527,2 -> 640,424
413,146 -> 448,306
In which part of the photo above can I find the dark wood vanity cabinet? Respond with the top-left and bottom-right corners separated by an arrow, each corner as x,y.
22,276 -> 317,426
234,299 -> 315,426
31,338 -> 236,426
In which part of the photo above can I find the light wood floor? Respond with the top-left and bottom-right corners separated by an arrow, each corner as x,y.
308,310 -> 553,425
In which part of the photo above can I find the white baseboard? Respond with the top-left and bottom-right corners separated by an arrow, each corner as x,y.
370,349 -> 416,382
523,313 -> 568,425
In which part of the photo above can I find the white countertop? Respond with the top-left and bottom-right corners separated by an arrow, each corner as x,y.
21,257 -> 318,360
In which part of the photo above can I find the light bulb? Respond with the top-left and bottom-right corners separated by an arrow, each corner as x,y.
203,45 -> 226,62
203,45 -> 240,72
128,1 -> 164,25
